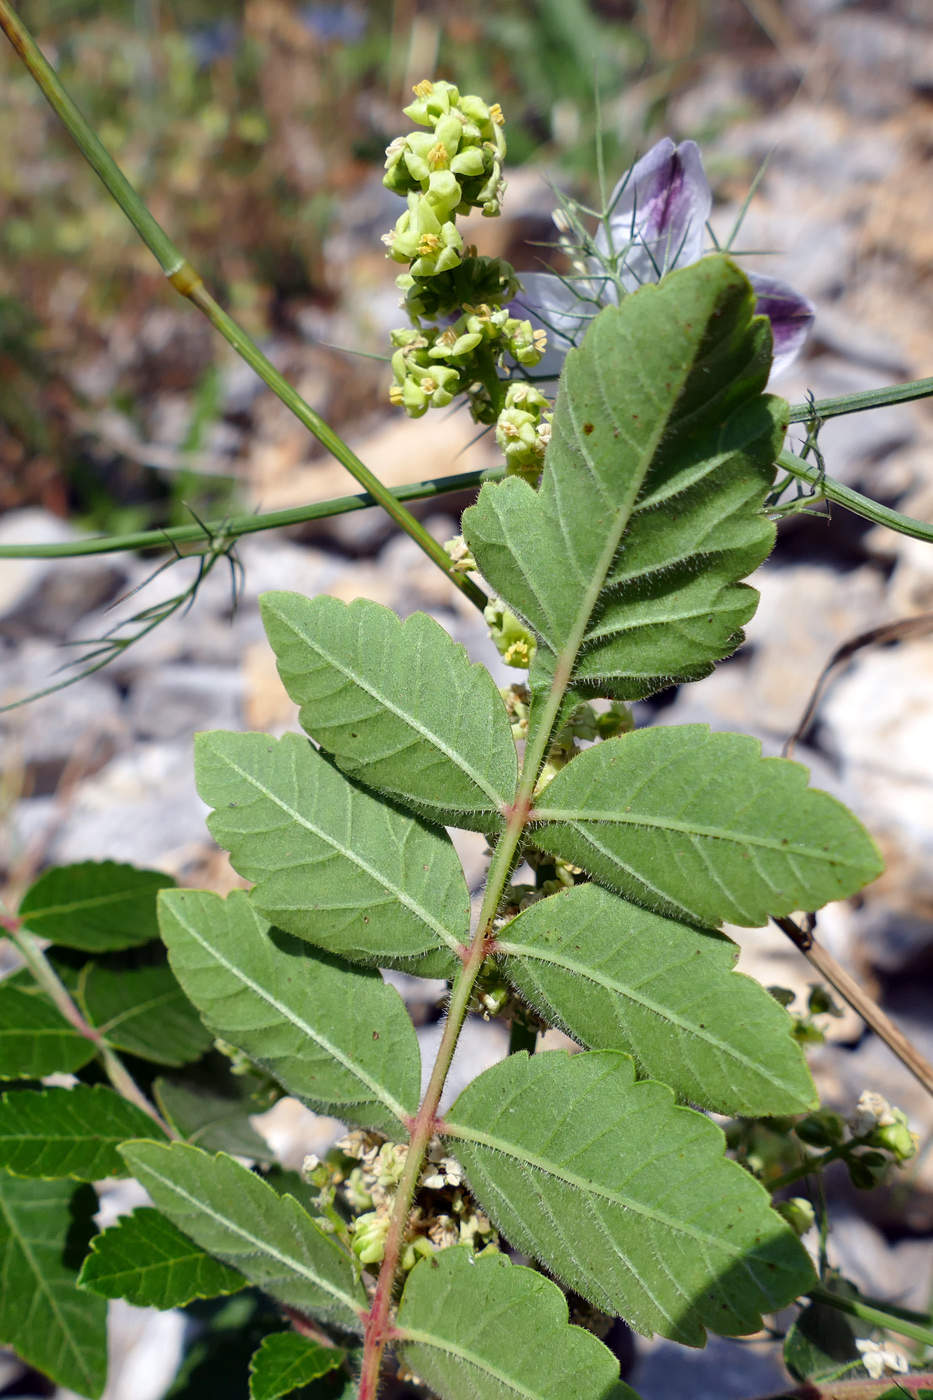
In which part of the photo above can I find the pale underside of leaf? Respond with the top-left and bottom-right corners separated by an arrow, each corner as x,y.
443,1051 -> 815,1346
159,888 -> 421,1134
195,730 -> 466,972
532,727 -> 883,928
495,883 -> 815,1115
261,592 -> 516,832
120,1140 -> 366,1331
396,1246 -> 633,1400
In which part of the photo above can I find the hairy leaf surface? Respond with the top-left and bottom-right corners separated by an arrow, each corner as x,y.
261,593 -> 516,832
121,1141 -> 366,1331
0,987 -> 96,1078
78,1207 -> 245,1309
444,1051 -> 815,1345
496,884 -> 815,1115
153,1056 -> 275,1162
79,958 -> 212,1066
249,1332 -> 344,1400
396,1247 -> 635,1400
0,1175 -> 107,1397
197,730 -> 465,971
463,259 -> 783,710
532,728 -> 882,927
18,860 -> 174,951
159,889 -> 421,1134
0,1085 -> 165,1178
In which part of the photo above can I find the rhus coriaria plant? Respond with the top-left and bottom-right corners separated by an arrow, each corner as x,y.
0,66 -> 919,1400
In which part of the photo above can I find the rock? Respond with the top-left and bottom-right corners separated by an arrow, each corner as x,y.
630,1333 -> 789,1400
0,508 -> 79,618
127,663 -> 244,742
251,1096 -> 344,1172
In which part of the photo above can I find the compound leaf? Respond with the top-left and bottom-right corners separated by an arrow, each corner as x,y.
18,860 -> 175,952
249,1332 -> 344,1400
443,1051 -> 815,1346
0,986 -> 96,1078
79,957 -> 212,1066
78,1207 -> 245,1309
0,1085 -> 166,1178
396,1247 -> 636,1400
196,730 -> 465,972
261,593 -> 516,833
159,889 -> 421,1135
121,1140 -> 367,1332
463,259 -> 783,710
496,883 -> 815,1115
0,1175 -> 107,1397
532,727 -> 882,927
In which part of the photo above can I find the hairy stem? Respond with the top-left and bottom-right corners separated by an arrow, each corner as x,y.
787,375 -> 933,423
778,448 -> 933,546
810,1284 -> 933,1350
5,923 -> 174,1136
0,0 -> 486,614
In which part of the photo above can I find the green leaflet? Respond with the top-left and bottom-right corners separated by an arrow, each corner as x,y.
196,730 -> 466,972
0,986 -> 96,1078
532,727 -> 882,928
495,883 -> 815,1116
78,956 -> 213,1066
0,1085 -> 166,1178
443,1051 -> 815,1346
159,889 -> 421,1135
463,259 -> 782,712
154,1054 -> 276,1162
120,1141 -> 367,1332
249,1332 -> 344,1400
261,593 -> 516,833
18,860 -> 175,952
0,1175 -> 107,1397
78,1207 -> 246,1309
396,1247 -> 635,1400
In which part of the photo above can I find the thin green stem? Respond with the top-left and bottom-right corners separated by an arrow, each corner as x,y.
766,1144 -> 847,1193
810,1284 -> 933,1350
0,0 -> 486,613
787,376 -> 933,423
0,468 -> 504,561
778,449 -> 933,546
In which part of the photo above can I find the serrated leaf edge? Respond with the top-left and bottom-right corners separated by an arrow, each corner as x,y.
394,1326 -> 546,1400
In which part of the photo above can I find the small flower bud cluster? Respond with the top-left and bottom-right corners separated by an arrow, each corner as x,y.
443,534 -> 476,574
389,307 -> 546,422
484,598 -> 537,669
499,683 -> 530,739
496,383 -> 553,481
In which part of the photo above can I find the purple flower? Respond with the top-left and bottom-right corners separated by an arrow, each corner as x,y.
512,137 -> 814,382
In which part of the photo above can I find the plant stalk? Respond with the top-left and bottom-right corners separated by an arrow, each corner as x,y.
810,1284 -> 933,1350
778,449 -> 933,546
0,0 -> 486,613
787,376 -> 933,423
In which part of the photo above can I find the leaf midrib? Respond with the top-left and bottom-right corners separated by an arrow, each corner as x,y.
169,903 -> 413,1126
396,1327 -> 545,1399
21,887 -> 154,924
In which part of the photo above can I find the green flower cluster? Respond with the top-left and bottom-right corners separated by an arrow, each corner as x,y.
496,382 -> 553,480
389,306 -> 547,420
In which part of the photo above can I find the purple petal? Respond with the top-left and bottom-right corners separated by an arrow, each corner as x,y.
509,271 -> 589,378
595,138 -> 712,292
747,271 -> 815,378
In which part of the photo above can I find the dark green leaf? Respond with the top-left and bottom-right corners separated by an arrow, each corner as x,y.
396,1246 -> 635,1400
496,883 -> 816,1115
0,1175 -> 107,1397
121,1141 -> 367,1332
0,986 -> 96,1078
18,860 -> 175,952
444,1050 -> 815,1345
783,1298 -> 861,1382
532,727 -> 882,927
196,730 -> 466,972
78,1207 -> 245,1309
249,1332 -> 344,1400
0,1084 -> 165,1178
79,957 -> 212,1066
261,593 -> 517,833
463,259 -> 782,711
154,1056 -> 275,1162
159,889 -> 421,1135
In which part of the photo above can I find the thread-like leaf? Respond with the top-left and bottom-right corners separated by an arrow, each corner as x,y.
159,889 -> 421,1135
495,883 -> 815,1115
396,1246 -> 635,1400
261,593 -> 516,833
18,860 -> 175,951
249,1332 -> 344,1400
532,727 -> 882,927
120,1141 -> 367,1331
0,1175 -> 107,1397
463,259 -> 783,710
196,730 -> 466,972
0,986 -> 96,1078
78,1207 -> 245,1309
0,1085 -> 165,1178
79,958 -> 213,1066
443,1051 -> 815,1346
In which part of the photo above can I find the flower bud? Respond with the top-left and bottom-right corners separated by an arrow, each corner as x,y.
485,599 -> 537,669
795,1110 -> 846,1147
807,984 -> 843,1017
400,1236 -> 437,1272
869,1107 -> 917,1162
774,1197 -> 815,1236
596,702 -> 634,739
351,1211 -> 390,1265
847,1150 -> 888,1191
